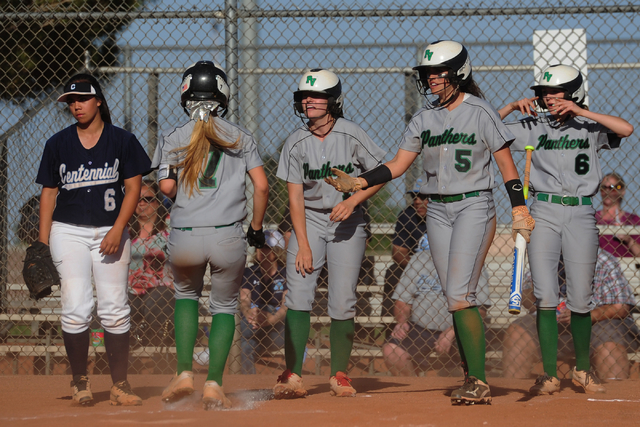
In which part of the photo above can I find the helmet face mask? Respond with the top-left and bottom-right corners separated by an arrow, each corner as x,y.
413,40 -> 472,107
180,61 -> 230,118
293,68 -> 344,119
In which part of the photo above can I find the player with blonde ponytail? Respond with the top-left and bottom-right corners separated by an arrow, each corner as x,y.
153,61 -> 268,409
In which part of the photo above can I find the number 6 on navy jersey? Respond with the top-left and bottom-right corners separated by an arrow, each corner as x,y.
104,188 -> 116,211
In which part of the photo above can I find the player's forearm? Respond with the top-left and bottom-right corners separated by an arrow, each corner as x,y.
38,186 -> 58,245
348,183 -> 384,205
113,175 -> 142,232
248,166 -> 269,230
159,176 -> 177,199
493,147 -> 520,183
359,150 -> 417,189
288,184 -> 310,247
498,102 -> 517,120
579,110 -> 634,138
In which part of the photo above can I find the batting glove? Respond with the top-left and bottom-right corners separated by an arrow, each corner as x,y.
324,168 -> 362,193
512,205 -> 535,243
247,225 -> 266,248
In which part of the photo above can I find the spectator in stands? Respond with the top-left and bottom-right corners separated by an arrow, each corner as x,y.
382,235 -> 491,376
502,249 -> 639,382
128,181 -> 173,348
239,229 -> 288,374
382,176 -> 428,315
596,172 -> 640,257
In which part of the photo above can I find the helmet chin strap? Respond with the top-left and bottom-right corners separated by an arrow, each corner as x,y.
185,100 -> 220,122
303,111 -> 336,138
436,80 -> 460,108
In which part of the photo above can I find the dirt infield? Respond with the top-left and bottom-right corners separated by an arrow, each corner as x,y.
1,374 -> 639,426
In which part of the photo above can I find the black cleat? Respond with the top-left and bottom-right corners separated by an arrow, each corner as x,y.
450,376 -> 492,405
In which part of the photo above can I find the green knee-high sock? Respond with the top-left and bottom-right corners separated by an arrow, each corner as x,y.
330,318 -> 355,376
207,313 -> 236,385
174,299 -> 199,374
571,311 -> 592,372
537,309 -> 559,378
451,315 -> 468,373
452,307 -> 486,383
285,310 -> 310,376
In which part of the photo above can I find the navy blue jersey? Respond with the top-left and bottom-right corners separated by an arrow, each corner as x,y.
36,124 -> 152,227
242,265 -> 287,309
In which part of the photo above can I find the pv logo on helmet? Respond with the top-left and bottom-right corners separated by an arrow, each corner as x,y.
306,76 -> 317,86
543,72 -> 553,82
424,50 -> 434,61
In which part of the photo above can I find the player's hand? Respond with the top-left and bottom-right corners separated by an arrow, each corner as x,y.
246,225 -> 266,248
512,205 -> 535,243
435,327 -> 456,355
547,98 -> 583,120
329,199 -> 356,222
295,245 -> 313,277
100,227 -> 122,255
324,168 -> 362,193
511,97 -> 538,117
391,322 -> 409,340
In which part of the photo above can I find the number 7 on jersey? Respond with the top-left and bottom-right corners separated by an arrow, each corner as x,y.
509,233 -> 527,315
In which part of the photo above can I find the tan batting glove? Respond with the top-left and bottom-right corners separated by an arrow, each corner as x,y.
512,205 -> 535,243
324,168 -> 362,192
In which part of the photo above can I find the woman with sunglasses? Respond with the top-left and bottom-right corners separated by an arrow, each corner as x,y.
499,64 -> 633,396
127,181 -> 173,351
596,173 -> 640,257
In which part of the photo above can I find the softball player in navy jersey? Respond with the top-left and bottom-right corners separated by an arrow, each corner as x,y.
36,74 -> 151,406
326,41 -> 535,405
154,61 -> 268,410
499,64 -> 634,395
273,69 -> 386,399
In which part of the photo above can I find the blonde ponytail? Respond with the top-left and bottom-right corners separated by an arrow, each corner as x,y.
172,118 -> 240,198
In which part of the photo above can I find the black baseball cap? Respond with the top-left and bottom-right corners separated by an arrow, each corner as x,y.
57,81 -> 97,103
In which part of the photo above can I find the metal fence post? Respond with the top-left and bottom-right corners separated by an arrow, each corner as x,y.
225,0 -> 239,123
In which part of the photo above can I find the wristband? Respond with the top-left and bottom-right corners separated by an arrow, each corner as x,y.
358,165 -> 392,187
505,179 -> 526,207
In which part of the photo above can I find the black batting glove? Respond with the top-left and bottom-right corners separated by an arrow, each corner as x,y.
246,225 -> 265,248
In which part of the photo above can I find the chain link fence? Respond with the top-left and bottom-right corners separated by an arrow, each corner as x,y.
1,1 -> 639,379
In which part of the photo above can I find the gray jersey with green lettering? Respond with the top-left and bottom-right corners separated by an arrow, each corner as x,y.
276,118 -> 386,209
400,94 -> 514,195
506,116 -> 619,197
151,117 -> 263,228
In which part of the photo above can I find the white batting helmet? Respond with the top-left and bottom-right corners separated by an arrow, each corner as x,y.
293,68 -> 344,117
530,64 -> 586,106
413,40 -> 472,94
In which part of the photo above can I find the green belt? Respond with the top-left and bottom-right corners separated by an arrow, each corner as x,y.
428,191 -> 480,203
537,193 -> 592,206
174,223 -> 235,231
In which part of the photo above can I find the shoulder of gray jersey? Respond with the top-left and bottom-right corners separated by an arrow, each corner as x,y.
151,119 -> 192,168
332,118 -> 387,164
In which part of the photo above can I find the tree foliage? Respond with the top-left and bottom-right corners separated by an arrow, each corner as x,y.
0,0 -> 148,101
